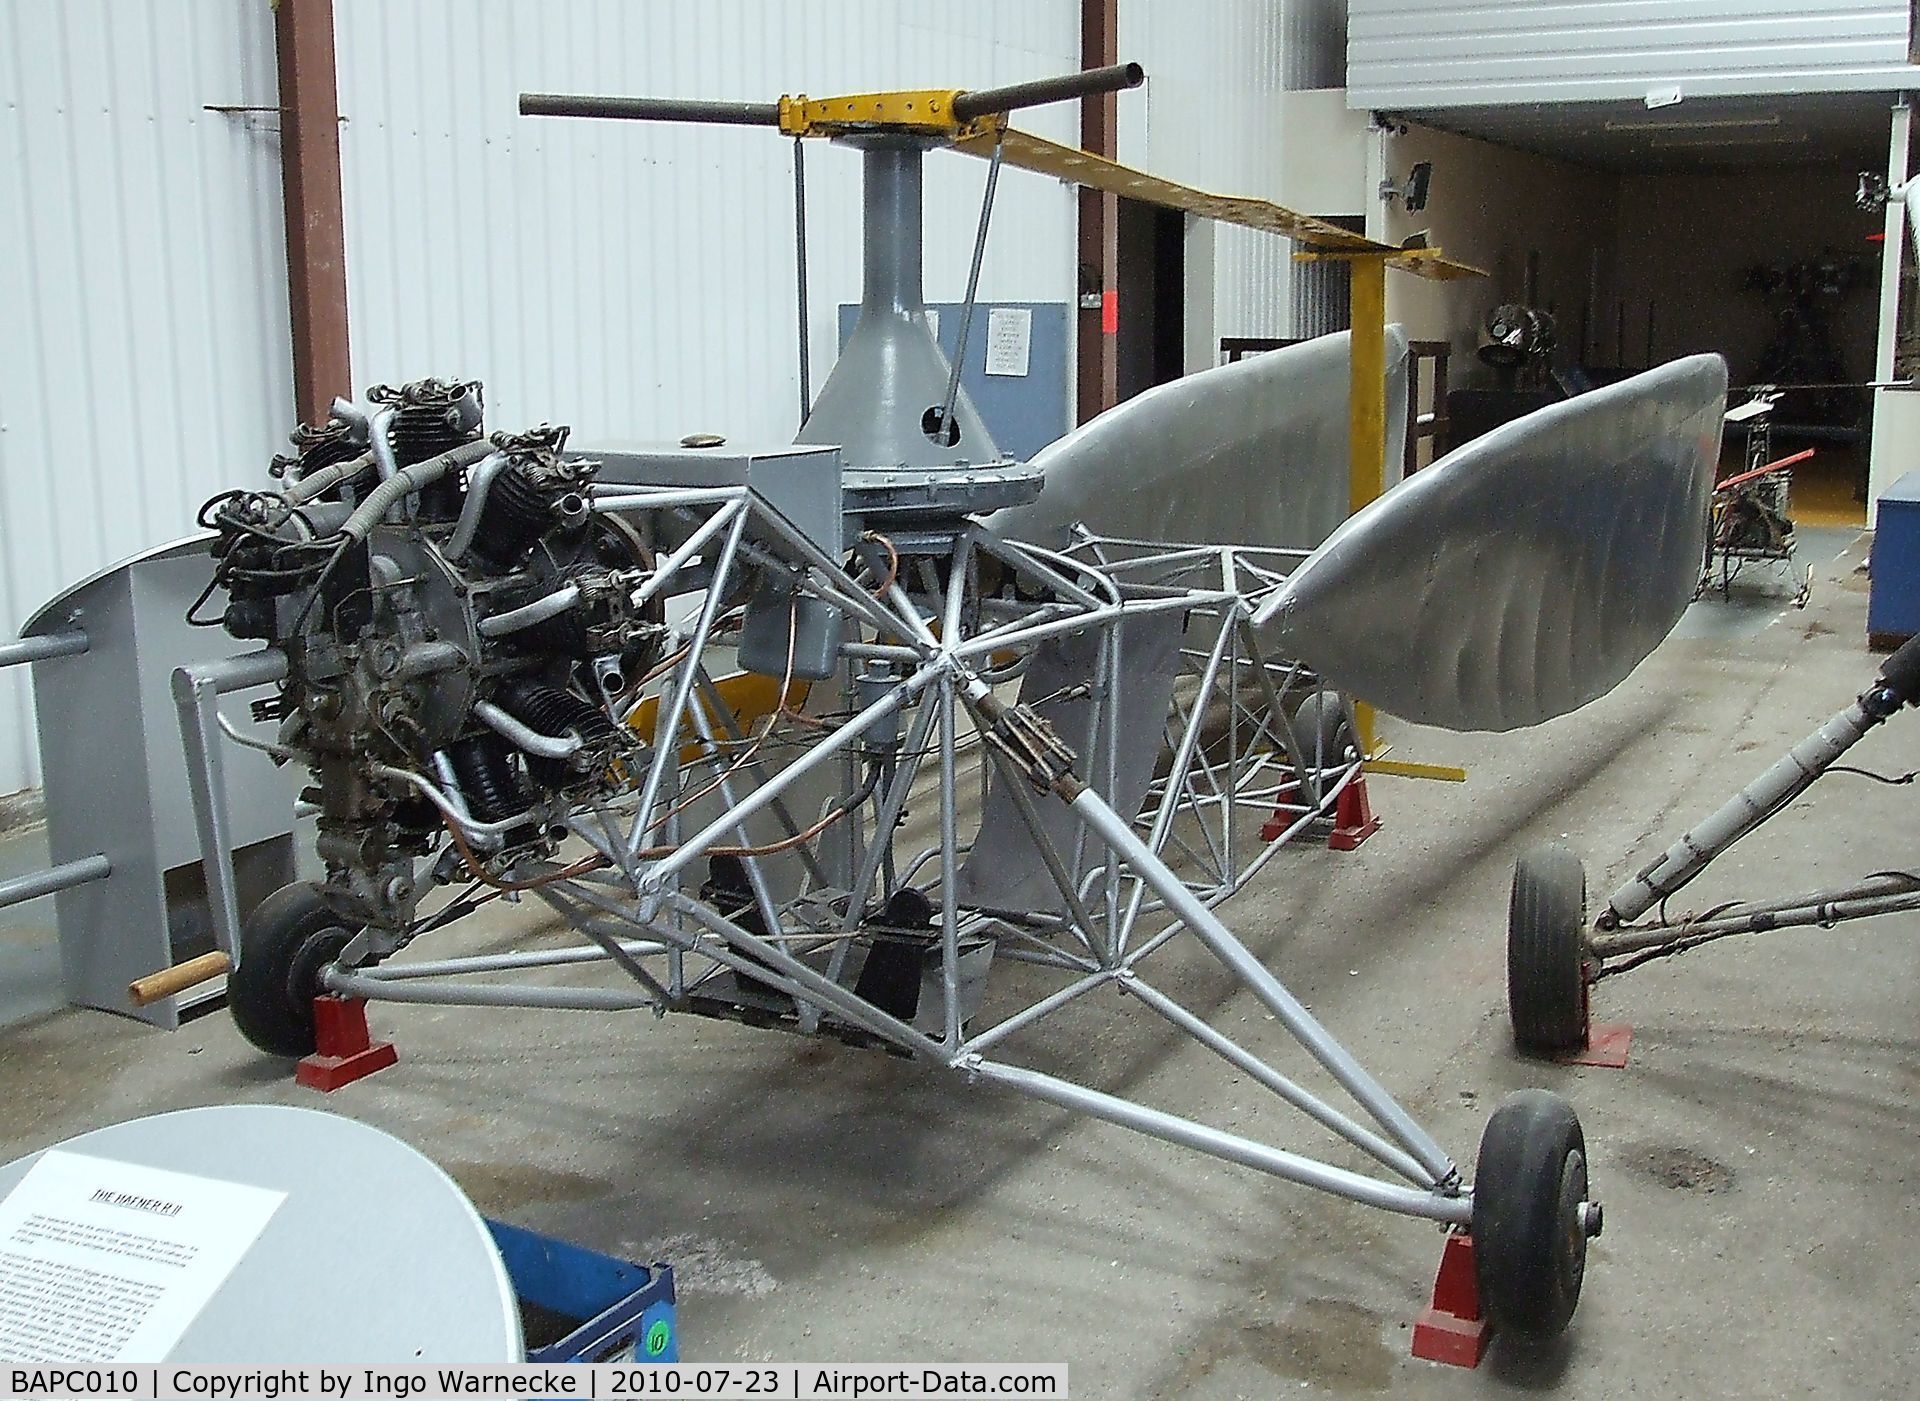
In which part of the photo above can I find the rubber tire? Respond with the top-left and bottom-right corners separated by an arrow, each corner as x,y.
1290,690 -> 1357,804
1472,1089 -> 1591,1339
1507,844 -> 1589,1054
228,882 -> 360,1058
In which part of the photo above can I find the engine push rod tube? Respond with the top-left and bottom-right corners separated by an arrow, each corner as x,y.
478,585 -> 582,638
473,701 -> 582,761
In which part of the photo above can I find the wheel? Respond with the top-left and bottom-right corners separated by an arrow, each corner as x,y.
1507,844 -> 1590,1054
228,881 -> 362,1057
1290,689 -> 1358,804
1472,1089 -> 1596,1339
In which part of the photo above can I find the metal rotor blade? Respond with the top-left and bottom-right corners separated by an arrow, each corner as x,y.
994,328 -> 1410,553
1257,354 -> 1727,732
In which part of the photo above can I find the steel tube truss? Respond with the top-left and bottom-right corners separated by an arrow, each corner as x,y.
183,486 -> 1476,1228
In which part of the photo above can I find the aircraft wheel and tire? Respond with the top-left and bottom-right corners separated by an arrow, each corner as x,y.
1507,844 -> 1590,1054
1290,689 -> 1358,805
1472,1089 -> 1596,1339
229,881 -> 362,1058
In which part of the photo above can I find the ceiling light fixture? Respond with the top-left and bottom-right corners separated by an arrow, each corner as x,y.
1605,114 -> 1782,133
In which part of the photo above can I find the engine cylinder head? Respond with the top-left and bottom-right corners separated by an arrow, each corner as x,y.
274,416 -> 365,497
467,466 -> 560,571
371,378 -> 485,521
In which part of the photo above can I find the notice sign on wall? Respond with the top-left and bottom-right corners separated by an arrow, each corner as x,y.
0,1150 -> 285,1361
984,306 -> 1032,377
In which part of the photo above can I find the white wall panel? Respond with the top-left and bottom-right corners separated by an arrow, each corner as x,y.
1350,1 -> 1919,109
1120,0 -> 1294,346
0,0 -> 291,796
333,0 -> 1081,450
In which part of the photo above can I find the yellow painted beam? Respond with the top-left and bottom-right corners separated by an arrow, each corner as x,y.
1365,759 -> 1469,783
778,89 -> 982,138
951,128 -> 1484,281
1344,254 -> 1389,756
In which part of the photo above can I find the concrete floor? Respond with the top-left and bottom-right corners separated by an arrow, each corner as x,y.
2,530 -> 1916,1395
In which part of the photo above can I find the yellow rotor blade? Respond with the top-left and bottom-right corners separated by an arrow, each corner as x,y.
952,126 -> 1484,281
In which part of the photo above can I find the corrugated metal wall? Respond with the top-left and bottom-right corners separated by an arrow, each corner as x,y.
0,0 -> 1312,798
0,0 -> 292,796
332,0 -> 1082,447
1120,0 -> 1294,344
1349,1 -> 1918,109
1282,0 -> 1348,91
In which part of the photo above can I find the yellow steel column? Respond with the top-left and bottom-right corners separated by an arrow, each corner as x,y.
1346,253 -> 1388,754
1347,253 -> 1389,516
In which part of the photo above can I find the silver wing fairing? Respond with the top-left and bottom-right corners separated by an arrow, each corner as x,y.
1259,354 -> 1727,732
996,328 -> 1411,553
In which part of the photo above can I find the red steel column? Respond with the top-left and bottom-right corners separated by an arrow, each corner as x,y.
275,0 -> 352,423
1076,0 -> 1119,424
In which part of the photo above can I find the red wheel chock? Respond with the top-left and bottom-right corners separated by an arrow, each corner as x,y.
1410,1231 -> 1490,1367
295,995 -> 398,1092
1556,1020 -> 1633,1069
1325,774 -> 1381,851
1259,774 -> 1382,849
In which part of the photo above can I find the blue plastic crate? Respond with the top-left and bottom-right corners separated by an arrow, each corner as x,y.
1871,469 -> 1920,645
486,1217 -> 677,1364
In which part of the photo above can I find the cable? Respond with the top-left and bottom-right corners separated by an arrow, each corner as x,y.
1825,765 -> 1918,786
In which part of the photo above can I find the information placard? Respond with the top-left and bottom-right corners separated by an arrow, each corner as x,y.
0,1151 -> 286,1362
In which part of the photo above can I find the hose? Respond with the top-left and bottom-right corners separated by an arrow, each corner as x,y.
340,440 -> 495,541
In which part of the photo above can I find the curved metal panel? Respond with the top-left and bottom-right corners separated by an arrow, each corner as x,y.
1260,354 -> 1726,732
20,535 -> 212,636
996,328 -> 1410,552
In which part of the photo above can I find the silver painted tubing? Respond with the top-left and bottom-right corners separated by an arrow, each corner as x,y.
1593,879 -> 1920,957
644,662 -> 941,887
1066,784 -> 1459,1185
445,451 -> 510,560
627,510 -> 749,860
368,407 -> 399,482
474,701 -> 582,760
172,651 -> 293,963
478,584 -> 582,638
1123,975 -> 1435,1187
324,967 -> 654,1011
631,500 -> 745,608
1604,698 -> 1879,924
0,854 -> 110,909
967,1058 -> 1472,1225
588,486 -> 748,512
0,631 -> 89,667
354,940 -> 673,980
373,763 -> 527,841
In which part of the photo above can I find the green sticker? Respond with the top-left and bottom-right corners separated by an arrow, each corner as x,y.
645,1318 -> 672,1357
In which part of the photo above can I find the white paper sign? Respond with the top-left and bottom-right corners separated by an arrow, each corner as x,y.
0,1150 -> 286,1361
984,307 -> 1032,377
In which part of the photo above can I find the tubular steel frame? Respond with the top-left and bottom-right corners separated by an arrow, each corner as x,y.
181,483 -> 1474,1228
